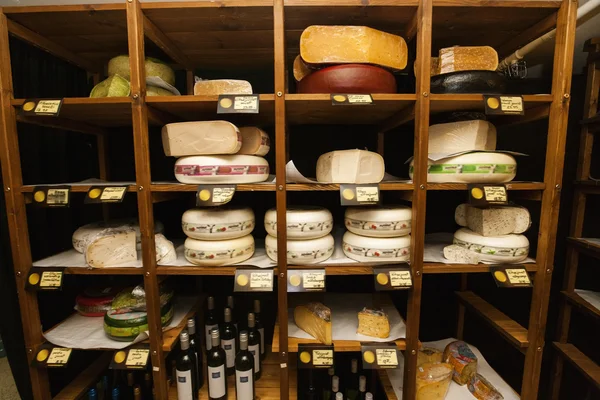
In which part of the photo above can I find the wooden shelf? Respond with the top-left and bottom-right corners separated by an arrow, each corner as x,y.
567,237 -> 600,259
581,114 -> 600,133
162,298 -> 201,352
63,267 -> 144,275
424,262 -> 538,274
378,369 -> 399,400
156,266 -> 277,276
53,353 -> 112,400
552,342 -> 600,390
151,183 -> 276,192
561,291 -> 600,321
429,182 -> 545,191
287,182 -> 413,191
574,180 -> 600,193
456,291 -> 529,351
21,183 -> 136,193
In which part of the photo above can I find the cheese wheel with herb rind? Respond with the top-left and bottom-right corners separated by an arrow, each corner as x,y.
453,228 -> 529,263
345,205 -> 411,238
264,206 -> 333,239
265,234 -> 334,265
343,231 -> 410,262
455,203 -> 531,236
184,235 -> 255,266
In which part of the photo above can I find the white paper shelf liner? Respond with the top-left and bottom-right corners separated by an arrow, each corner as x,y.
386,338 -> 520,400
286,160 -> 408,184
33,249 -> 142,268
43,296 -> 198,350
574,289 -> 600,312
287,293 -> 406,343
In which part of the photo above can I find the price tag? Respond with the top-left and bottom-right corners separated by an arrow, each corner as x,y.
389,270 -> 412,287
331,94 -> 373,105
287,269 -> 326,292
234,269 -> 274,292
47,348 -> 72,366
313,349 -> 334,365
85,186 -> 128,203
373,266 -> 412,290
468,184 -> 508,206
32,186 -> 71,207
298,344 -> 334,369
340,184 -> 381,206
40,271 -> 63,288
26,268 -> 65,291
250,272 -> 273,288
21,99 -> 63,117
126,349 -> 150,367
491,266 -> 532,288
376,348 -> 399,367
217,94 -> 259,114
361,344 -> 400,369
196,185 -> 236,206
32,345 -> 72,368
484,95 -> 524,116
110,346 -> 150,370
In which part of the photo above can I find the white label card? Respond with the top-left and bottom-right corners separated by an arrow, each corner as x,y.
212,187 -> 235,203
376,349 -> 398,366
303,271 -> 325,289
47,348 -> 72,365
389,271 -> 412,287
100,187 -> 127,200
484,186 -> 507,202
35,100 -> 61,114
125,349 -> 150,367
46,188 -> 69,205
40,271 -> 62,288
356,186 -> 379,202
250,272 -> 273,289
500,96 -> 524,112
312,350 -> 334,366
506,269 -> 531,284
234,96 -> 258,110
347,94 -> 373,104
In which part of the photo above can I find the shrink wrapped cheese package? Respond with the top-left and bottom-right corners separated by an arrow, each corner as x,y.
293,55 -> 313,81
73,219 -> 164,253
184,235 -> 255,266
317,150 -> 384,184
428,120 -> 497,155
345,206 -> 411,238
417,347 -> 444,366
357,308 -> 390,338
431,57 -> 440,76
455,204 -> 531,236
238,127 -> 270,156
443,340 -> 478,385
182,207 -> 255,241
453,228 -> 529,263
294,302 -> 332,345
85,229 -> 137,268
174,155 -> 269,184
108,55 -> 175,86
297,64 -> 397,94
161,121 -> 241,156
90,74 -> 130,98
104,302 -> 173,341
343,231 -> 410,262
155,234 -> 176,264
264,206 -> 333,240
443,244 -> 481,264
265,234 -> 334,265
300,26 -> 408,70
75,287 -> 119,317
438,46 -> 499,75
468,374 -> 505,400
194,79 -> 253,95
416,363 -> 453,400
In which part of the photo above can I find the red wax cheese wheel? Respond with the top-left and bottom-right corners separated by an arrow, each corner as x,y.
297,64 -> 397,94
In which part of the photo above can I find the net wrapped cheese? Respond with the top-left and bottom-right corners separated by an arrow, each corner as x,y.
416,363 -> 453,400
293,55 -> 314,81
455,204 -> 531,236
453,228 -> 529,263
417,347 -> 444,366
300,26 -> 408,70
194,79 -> 252,95
161,121 -> 241,157
443,244 -> 481,264
357,308 -> 390,338
429,120 -> 497,155
294,302 -> 332,345
317,149 -> 384,184
468,374 -> 504,400
297,64 -> 397,94
443,340 -> 478,385
238,127 -> 270,156
439,46 -> 499,75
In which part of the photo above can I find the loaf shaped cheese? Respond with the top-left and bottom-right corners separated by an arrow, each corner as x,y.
455,204 -> 531,236
416,362 -> 453,400
439,46 -> 498,75
357,308 -> 390,338
174,155 -> 270,184
193,79 -> 252,95
238,127 -> 270,156
108,55 -> 175,85
85,229 -> 137,268
443,244 -> 481,264
429,120 -> 497,155
468,374 -> 504,400
300,26 -> 408,70
443,340 -> 478,385
184,235 -> 255,266
155,234 -> 176,264
453,228 -> 529,263
417,347 -> 444,366
297,64 -> 397,94
293,55 -> 313,81
161,121 -> 241,156
294,302 -> 332,345
317,149 -> 384,184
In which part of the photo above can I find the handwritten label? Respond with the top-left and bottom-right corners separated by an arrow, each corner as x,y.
331,94 -> 373,105
347,95 -> 373,104
235,96 -> 258,110
101,187 -> 127,201
47,348 -> 72,366
389,270 -> 412,287
125,349 -> 150,367
212,187 -> 236,203
35,100 -> 62,114
250,272 -> 273,289
506,269 -> 531,284
468,184 -> 508,206
196,184 -> 236,206
376,349 -> 398,367
218,95 -> 259,114
47,188 -> 69,205
340,184 -> 380,206
501,96 -> 524,113
39,271 -> 63,288
302,271 -> 325,289
484,186 -> 507,202
312,350 -> 334,366
484,95 -> 524,116
356,186 -> 379,203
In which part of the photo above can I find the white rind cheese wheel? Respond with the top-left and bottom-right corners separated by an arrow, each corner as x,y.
345,206 -> 412,238
184,235 -> 255,266
409,152 -> 517,183
453,228 -> 529,263
182,207 -> 255,240
85,229 -> 137,268
73,219 -> 164,253
429,120 -> 497,155
343,231 -> 410,262
238,127 -> 270,156
161,121 -> 241,157
264,206 -> 333,240
265,234 -> 334,265
316,149 -> 385,184
174,155 -> 269,184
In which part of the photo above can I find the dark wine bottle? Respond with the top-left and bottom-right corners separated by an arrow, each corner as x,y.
235,331 -> 256,400
305,369 -> 318,400
187,318 -> 204,388
345,359 -> 359,400
176,331 -> 198,400
323,368 -> 335,400
332,376 -> 340,397
207,329 -> 228,400
247,312 -> 262,380
111,387 -> 120,400
205,297 -> 219,351
365,393 -> 373,400
253,300 -> 265,360
125,372 -> 135,400
227,296 -> 239,330
336,393 -> 344,400
221,307 -> 237,376
143,373 -> 152,400
133,386 -> 141,400
88,388 -> 98,400
359,376 -> 366,400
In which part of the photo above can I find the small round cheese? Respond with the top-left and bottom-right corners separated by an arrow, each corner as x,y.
264,206 -> 333,239
265,234 -> 334,265
453,228 -> 529,263
409,152 -> 517,183
345,206 -> 412,238
174,155 -> 269,184
72,219 -> 164,253
182,207 -> 255,240
184,235 -> 255,266
343,231 -> 410,262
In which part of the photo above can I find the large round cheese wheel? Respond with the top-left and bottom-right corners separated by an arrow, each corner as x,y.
297,64 -> 397,94
104,302 -> 173,341
345,206 -> 412,238
72,219 -> 164,253
409,152 -> 517,183
453,228 -> 529,263
264,206 -> 333,240
182,207 -> 255,240
174,155 -> 269,184
343,231 -> 410,262
265,234 -> 334,265
184,235 -> 255,266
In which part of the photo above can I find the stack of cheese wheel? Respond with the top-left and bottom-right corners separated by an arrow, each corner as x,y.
182,207 -> 256,266
264,206 -> 334,265
343,206 -> 412,262
161,121 -> 271,184
293,25 -> 407,93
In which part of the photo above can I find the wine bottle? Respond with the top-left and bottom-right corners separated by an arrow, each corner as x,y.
125,372 -> 135,400
359,376 -> 367,400
247,312 -> 262,380
188,318 -> 204,388
221,307 -> 237,376
332,375 -> 340,398
227,296 -> 239,330
235,331 -> 256,400
133,386 -> 141,400
345,359 -> 359,400
205,297 -> 219,351
322,367 -> 335,400
305,370 -> 318,400
143,373 -> 152,400
365,393 -> 373,400
88,388 -> 98,400
253,300 -> 265,359
176,331 -> 198,400
207,329 -> 228,400
336,393 -> 344,400
111,387 -> 120,400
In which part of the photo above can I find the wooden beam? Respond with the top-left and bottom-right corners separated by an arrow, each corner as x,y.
54,354 -> 112,400
142,13 -> 194,70
16,114 -> 107,136
496,12 -> 557,58
553,343 -> 600,390
496,104 -> 550,127
378,104 -> 415,133
562,291 -> 600,321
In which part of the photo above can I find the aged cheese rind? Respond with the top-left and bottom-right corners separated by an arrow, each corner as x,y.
468,374 -> 504,400
300,26 -> 408,70
443,244 -> 481,264
429,120 -> 497,155
343,231 -> 410,262
317,149 -> 384,184
294,302 -> 332,345
193,79 -> 253,95
416,362 -> 453,400
155,234 -> 176,264
443,340 -> 478,385
417,347 -> 443,366
184,235 -> 255,266
161,121 -> 241,157
73,220 -> 164,253
455,204 -> 531,236
345,205 -> 412,238
293,55 -> 314,81
297,64 -> 397,94
439,46 -> 499,75
453,228 -> 529,263
264,206 -> 333,240
85,229 -> 137,268
265,234 -> 334,265
238,127 -> 270,156
182,207 -> 255,241
174,155 -> 269,184
357,308 -> 390,338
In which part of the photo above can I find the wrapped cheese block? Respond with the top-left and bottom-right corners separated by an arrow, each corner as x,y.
108,55 -> 175,86
453,228 -> 529,263
293,55 -> 313,81
300,26 -> 408,70
174,155 -> 269,184
455,204 -> 531,236
73,219 -> 164,253
357,307 -> 390,338
182,207 -> 255,241
439,46 -> 499,75
416,363 -> 453,400
90,74 -> 130,98
155,234 -> 176,264
194,79 -> 252,95
417,347 -> 444,366
294,302 -> 332,345
297,64 -> 397,94
343,231 -> 410,262
468,374 -> 504,400
443,340 -> 478,385
345,205 -> 411,238
265,234 -> 334,265
264,206 -> 333,240
85,229 -> 137,268
238,127 -> 270,156
429,120 -> 497,155
161,121 -> 241,157
75,287 -> 119,317
443,244 -> 481,264
104,302 -> 173,341
317,149 -> 384,184
184,235 -> 255,266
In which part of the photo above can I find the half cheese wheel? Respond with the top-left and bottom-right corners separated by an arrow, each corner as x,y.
161,121 -> 241,157
264,206 -> 333,240
409,152 -> 517,183
184,235 -> 255,266
238,127 -> 270,156
293,55 -> 313,81
345,206 -> 412,238
297,64 -> 397,94
317,150 -> 385,184
429,120 -> 497,155
193,79 -> 252,95
343,231 -> 410,262
453,228 -> 529,263
182,207 -> 255,240
174,155 -> 269,184
265,234 -> 334,265
72,219 -> 164,253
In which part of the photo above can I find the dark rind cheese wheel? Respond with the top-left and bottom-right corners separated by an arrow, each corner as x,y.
431,70 -> 507,94
297,64 -> 397,94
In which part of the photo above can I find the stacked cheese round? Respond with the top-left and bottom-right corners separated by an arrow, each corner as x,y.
452,227 -> 529,263
264,206 -> 334,265
343,206 -> 412,262
182,207 -> 256,266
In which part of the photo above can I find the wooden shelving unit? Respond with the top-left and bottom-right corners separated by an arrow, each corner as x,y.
0,1 -> 576,400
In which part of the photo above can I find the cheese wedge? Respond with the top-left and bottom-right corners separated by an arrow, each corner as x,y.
155,234 -> 176,264
85,230 -> 137,268
294,302 -> 332,345
238,127 -> 270,156
162,121 -> 241,157
429,120 -> 497,155
439,46 -> 498,75
293,55 -> 313,81
317,149 -> 384,184
194,79 -> 253,95
357,308 -> 390,338
443,244 -> 481,264
417,363 -> 453,400
468,374 -> 504,400
455,204 -> 531,236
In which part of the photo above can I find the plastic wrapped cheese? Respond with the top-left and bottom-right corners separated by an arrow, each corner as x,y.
297,64 -> 397,94
264,206 -> 333,240
428,120 -> 497,155
161,121 -> 241,156
416,363 -> 453,400
108,55 -> 175,85
317,149 -> 384,184
300,26 -> 408,70
294,302 -> 332,345
357,308 -> 390,338
238,127 -> 270,156
85,228 -> 137,268
265,234 -> 334,265
193,79 -> 253,95
72,219 -> 164,253
443,340 -> 478,385
182,207 -> 255,240
345,206 -> 411,238
468,374 -> 505,400
438,46 -> 499,75
293,55 -> 313,81
455,204 -> 531,236
89,74 -> 130,98
417,347 -> 444,366
453,228 -> 529,263
155,234 -> 176,264
343,231 -> 410,262
104,302 -> 173,341
184,235 -> 255,266
174,155 -> 269,184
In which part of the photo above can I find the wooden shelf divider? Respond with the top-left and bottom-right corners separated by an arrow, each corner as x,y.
53,353 -> 112,400
552,343 -> 600,390
561,291 -> 600,321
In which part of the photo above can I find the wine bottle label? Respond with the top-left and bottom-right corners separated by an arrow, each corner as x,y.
193,350 -> 199,379
205,324 -> 218,350
249,344 -> 261,373
208,365 -> 226,398
258,328 -> 265,354
235,368 -> 254,400
176,369 -> 193,400
222,338 -> 236,368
